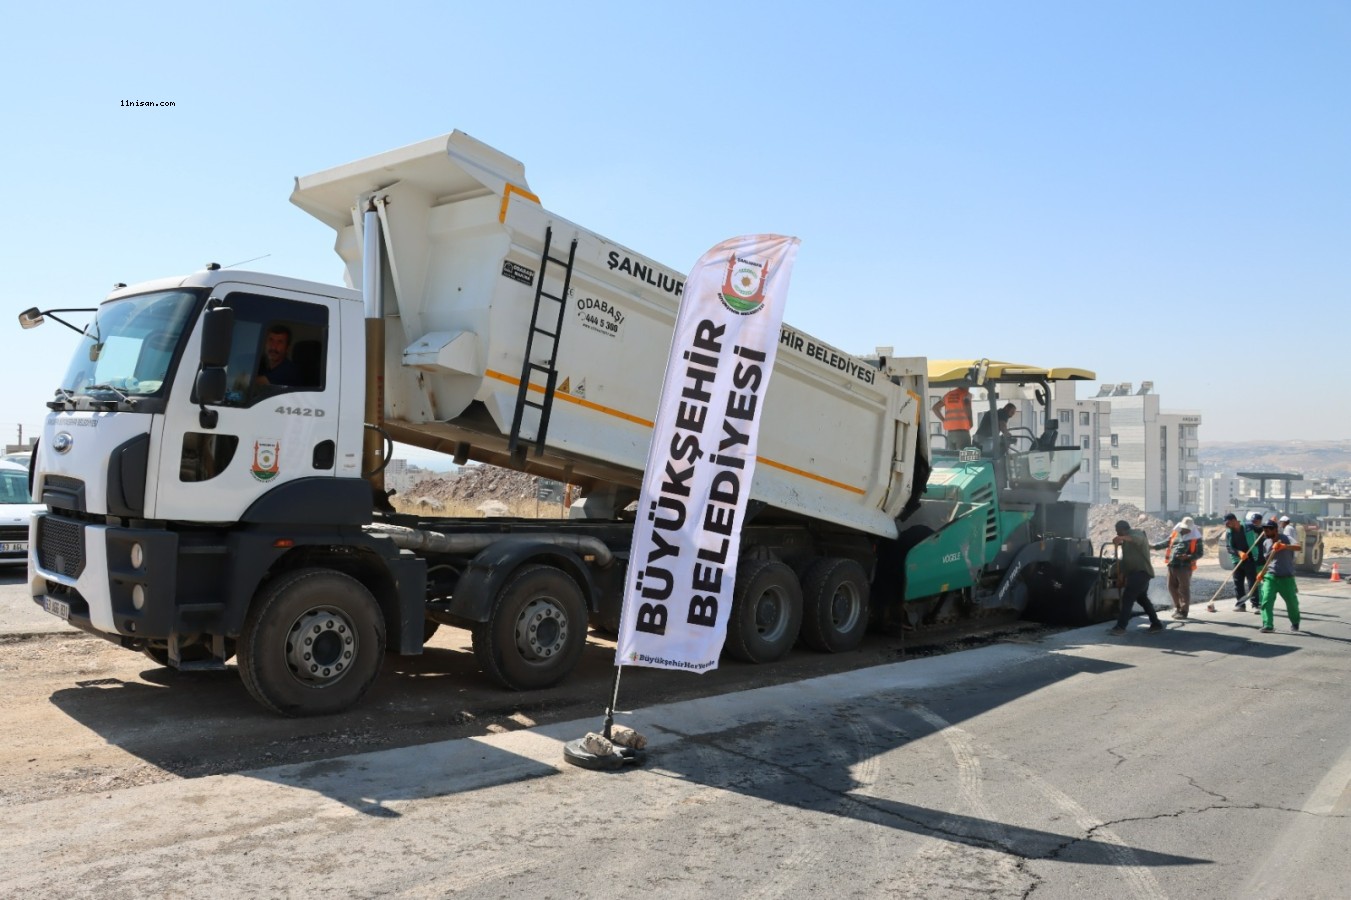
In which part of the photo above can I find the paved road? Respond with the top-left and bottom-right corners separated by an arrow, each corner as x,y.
3,568 -> 1349,898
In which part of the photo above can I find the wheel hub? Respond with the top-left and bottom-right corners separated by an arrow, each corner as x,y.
515,597 -> 568,661
285,607 -> 357,686
830,584 -> 861,632
754,588 -> 789,641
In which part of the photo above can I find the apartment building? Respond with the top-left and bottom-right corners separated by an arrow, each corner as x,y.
1200,473 -> 1244,517
1091,383 -> 1202,518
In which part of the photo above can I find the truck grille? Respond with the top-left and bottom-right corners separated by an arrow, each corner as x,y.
0,525 -> 26,542
37,517 -> 85,578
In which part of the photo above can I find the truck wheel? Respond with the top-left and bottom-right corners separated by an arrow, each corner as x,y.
237,568 -> 385,717
725,560 -> 802,663
472,564 -> 586,690
799,558 -> 870,653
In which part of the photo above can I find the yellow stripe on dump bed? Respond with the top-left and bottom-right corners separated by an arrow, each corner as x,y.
499,184 -> 541,223
484,368 -> 867,495
486,368 -> 652,427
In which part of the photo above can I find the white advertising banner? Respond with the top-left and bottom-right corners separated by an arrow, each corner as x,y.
614,234 -> 800,672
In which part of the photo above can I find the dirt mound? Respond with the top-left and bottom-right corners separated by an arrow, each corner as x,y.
1088,503 -> 1173,547
1089,504 -> 1233,553
397,465 -> 567,514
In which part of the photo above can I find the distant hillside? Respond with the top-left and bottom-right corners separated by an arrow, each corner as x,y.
1200,441 -> 1351,478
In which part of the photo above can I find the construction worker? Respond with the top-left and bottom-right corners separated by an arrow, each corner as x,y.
1246,513 -> 1270,615
1278,514 -> 1297,544
1256,518 -> 1301,633
1153,516 -> 1203,619
973,402 -> 1017,455
1224,512 -> 1259,611
931,385 -> 973,451
1107,519 -> 1164,635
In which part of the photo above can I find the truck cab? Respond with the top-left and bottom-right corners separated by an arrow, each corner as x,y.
20,270 -> 416,705
26,269 -> 366,520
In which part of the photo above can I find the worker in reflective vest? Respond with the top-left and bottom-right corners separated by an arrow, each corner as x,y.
931,386 -> 973,451
1153,516 -> 1203,619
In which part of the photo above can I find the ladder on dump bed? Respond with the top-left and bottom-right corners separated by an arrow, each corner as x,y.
508,226 -> 579,460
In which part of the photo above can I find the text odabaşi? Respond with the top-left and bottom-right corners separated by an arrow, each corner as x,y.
632,318 -> 766,639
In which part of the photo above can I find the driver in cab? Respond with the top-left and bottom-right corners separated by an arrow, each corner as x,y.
255,325 -> 302,387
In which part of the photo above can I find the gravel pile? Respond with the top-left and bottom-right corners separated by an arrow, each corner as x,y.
1088,502 -> 1173,546
399,465 -> 569,513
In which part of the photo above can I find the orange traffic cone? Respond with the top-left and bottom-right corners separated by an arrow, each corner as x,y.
1331,563 -> 1342,583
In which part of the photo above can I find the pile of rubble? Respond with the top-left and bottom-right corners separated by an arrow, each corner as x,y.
1087,502 -> 1174,547
398,465 -> 544,512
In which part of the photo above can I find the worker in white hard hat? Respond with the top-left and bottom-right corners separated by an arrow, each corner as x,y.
1278,514 -> 1296,544
1153,516 -> 1203,619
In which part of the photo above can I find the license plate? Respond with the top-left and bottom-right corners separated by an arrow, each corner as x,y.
43,597 -> 71,620
0,541 -> 25,553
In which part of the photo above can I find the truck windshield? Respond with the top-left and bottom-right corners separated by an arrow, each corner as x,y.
57,290 -> 202,402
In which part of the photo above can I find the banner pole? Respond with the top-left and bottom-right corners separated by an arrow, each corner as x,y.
602,666 -> 624,740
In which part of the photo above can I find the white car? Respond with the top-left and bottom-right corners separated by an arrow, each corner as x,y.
2,452 -> 31,467
0,460 -> 40,567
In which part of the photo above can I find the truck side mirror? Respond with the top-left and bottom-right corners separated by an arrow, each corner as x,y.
18,307 -> 45,329
200,306 -> 235,368
196,368 -> 227,427
197,367 -> 227,404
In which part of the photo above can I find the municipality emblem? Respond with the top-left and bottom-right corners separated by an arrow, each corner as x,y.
718,255 -> 769,315
251,440 -> 280,482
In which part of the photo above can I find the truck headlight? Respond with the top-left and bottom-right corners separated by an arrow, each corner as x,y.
130,543 -> 144,569
132,584 -> 146,610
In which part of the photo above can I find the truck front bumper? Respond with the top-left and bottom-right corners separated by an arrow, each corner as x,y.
29,512 -> 182,644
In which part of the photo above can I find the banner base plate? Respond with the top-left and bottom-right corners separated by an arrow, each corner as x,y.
562,739 -> 645,771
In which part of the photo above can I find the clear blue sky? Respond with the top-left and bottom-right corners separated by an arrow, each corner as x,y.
2,1 -> 1347,457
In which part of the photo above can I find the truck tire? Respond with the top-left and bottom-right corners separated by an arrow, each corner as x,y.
799,557 -> 870,653
237,568 -> 385,717
472,564 -> 587,691
725,560 -> 802,663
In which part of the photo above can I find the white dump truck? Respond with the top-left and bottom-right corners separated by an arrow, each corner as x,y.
21,130 -> 930,715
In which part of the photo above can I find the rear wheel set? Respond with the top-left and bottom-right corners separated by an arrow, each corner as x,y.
472,564 -> 588,691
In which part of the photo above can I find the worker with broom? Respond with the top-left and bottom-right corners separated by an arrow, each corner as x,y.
1223,512 -> 1261,611
1255,518 -> 1302,634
